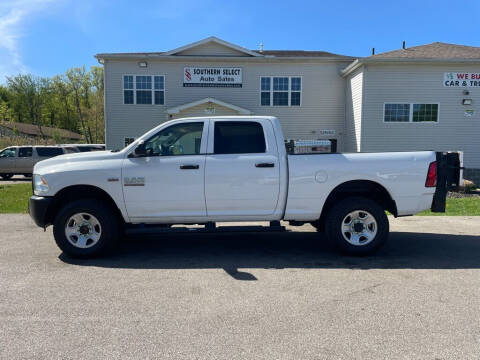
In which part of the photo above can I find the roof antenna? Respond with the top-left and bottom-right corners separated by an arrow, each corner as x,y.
402,41 -> 406,49
372,47 -> 375,55
259,41 -> 264,52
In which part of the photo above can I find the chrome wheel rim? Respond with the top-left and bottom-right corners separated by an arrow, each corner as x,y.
341,210 -> 377,246
64,213 -> 102,249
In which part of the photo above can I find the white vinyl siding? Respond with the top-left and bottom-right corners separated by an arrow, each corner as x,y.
123,75 -> 165,105
361,63 -> 480,169
105,60 -> 349,151
345,67 -> 363,152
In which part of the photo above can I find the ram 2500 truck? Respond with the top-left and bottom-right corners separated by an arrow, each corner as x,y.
28,116 -> 457,257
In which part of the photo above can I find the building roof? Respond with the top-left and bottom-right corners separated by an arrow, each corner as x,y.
167,97 -> 252,115
368,42 -> 480,60
342,42 -> 480,76
0,122 -> 82,140
252,50 -> 352,58
95,36 -> 354,60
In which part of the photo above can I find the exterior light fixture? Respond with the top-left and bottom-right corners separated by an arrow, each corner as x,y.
463,90 -> 470,95
462,99 -> 473,105
138,61 -> 148,68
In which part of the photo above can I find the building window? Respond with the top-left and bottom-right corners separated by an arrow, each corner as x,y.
413,104 -> 438,122
384,104 -> 410,122
123,75 -> 165,105
273,77 -> 289,106
384,103 -> 439,123
260,76 -> 301,106
124,76 -> 134,104
154,76 -> 164,105
290,77 -> 301,106
260,77 -> 271,106
124,137 -> 135,147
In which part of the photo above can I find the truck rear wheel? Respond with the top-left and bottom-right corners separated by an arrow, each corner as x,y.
53,199 -> 120,258
325,197 -> 389,255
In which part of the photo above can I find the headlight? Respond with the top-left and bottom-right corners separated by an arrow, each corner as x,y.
33,174 -> 49,195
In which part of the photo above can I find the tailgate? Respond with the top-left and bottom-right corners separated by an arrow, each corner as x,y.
431,152 -> 463,212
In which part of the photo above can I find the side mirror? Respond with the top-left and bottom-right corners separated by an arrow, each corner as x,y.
134,141 -> 147,157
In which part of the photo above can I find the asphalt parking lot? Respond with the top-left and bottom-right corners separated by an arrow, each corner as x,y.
1,215 -> 480,359
0,175 -> 31,185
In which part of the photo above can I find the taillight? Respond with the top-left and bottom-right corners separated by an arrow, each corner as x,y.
425,161 -> 437,187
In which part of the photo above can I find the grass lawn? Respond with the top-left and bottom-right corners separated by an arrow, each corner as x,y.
0,182 -> 479,216
0,183 -> 32,214
417,197 -> 480,216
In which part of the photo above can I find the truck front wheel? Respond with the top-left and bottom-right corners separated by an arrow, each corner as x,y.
325,197 -> 389,255
53,199 -> 120,258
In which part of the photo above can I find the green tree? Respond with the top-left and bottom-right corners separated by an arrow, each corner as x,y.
6,74 -> 49,137
0,65 -> 104,145
52,129 -> 64,144
66,66 -> 92,143
0,100 -> 12,136
51,75 -> 74,131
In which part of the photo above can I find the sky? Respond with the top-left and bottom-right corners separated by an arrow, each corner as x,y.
1,0 -> 479,80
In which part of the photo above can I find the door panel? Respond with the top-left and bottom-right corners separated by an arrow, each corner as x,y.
205,119 -> 280,217
122,121 -> 208,221
122,155 -> 206,219
0,147 -> 16,173
16,147 -> 34,173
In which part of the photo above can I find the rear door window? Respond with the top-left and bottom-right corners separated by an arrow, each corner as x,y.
214,121 -> 266,154
36,147 -> 64,157
18,147 -> 33,157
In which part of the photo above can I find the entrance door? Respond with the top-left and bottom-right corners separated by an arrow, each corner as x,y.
122,121 -> 208,222
204,119 -> 280,217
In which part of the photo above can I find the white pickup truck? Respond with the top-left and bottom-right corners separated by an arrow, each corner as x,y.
28,116 -> 458,257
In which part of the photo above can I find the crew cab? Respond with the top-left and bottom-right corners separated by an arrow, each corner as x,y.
28,116 -> 459,257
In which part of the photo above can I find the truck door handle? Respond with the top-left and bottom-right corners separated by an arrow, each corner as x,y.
255,162 -> 275,168
180,164 -> 199,170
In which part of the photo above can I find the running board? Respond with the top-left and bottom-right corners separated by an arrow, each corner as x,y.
125,222 -> 286,236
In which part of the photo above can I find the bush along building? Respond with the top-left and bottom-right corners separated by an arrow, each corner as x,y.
95,37 -> 480,183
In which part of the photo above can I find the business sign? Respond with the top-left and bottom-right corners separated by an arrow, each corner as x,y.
318,129 -> 336,136
444,72 -> 480,87
184,67 -> 242,87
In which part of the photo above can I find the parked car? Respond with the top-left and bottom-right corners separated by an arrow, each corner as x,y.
61,144 -> 106,153
28,116 -> 460,258
0,146 -> 65,179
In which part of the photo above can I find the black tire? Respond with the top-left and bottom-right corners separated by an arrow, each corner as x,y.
325,196 -> 389,255
0,174 -> 13,180
53,199 -> 120,258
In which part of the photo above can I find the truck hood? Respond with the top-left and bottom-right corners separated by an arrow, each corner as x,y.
34,150 -> 125,175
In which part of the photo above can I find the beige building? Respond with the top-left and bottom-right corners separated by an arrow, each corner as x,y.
96,37 -> 480,182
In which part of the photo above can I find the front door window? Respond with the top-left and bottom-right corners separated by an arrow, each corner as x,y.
0,148 -> 16,158
144,122 -> 204,157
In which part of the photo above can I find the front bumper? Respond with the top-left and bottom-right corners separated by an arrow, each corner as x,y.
28,196 -> 54,228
